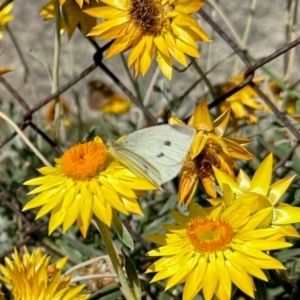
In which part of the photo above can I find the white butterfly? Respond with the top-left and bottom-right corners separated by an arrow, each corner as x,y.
109,124 -> 196,187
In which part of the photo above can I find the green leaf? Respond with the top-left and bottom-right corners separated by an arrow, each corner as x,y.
257,136 -> 287,159
113,212 -> 134,250
246,54 -> 300,100
253,277 -> 267,300
291,259 -> 300,276
268,286 -> 285,297
29,49 -> 52,83
143,215 -> 174,235
158,291 -> 172,300
158,194 -> 178,216
274,248 -> 300,263
121,248 -> 141,300
89,284 -> 122,300
62,235 -> 104,258
257,136 -> 300,174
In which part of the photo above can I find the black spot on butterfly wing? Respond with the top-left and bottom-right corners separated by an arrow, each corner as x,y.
157,153 -> 164,158
164,141 -> 171,146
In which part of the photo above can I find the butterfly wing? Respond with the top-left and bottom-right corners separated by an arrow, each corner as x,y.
112,124 -> 196,186
110,144 -> 163,187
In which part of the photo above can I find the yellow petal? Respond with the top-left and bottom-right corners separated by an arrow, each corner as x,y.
156,51 -> 172,80
189,132 -> 208,159
188,99 -> 213,131
183,256 -> 207,300
268,176 -> 295,205
202,256 -> 218,300
225,257 -> 255,298
154,35 -> 170,57
272,206 -> 300,225
213,167 -> 240,194
128,38 -> 145,67
249,153 -> 273,195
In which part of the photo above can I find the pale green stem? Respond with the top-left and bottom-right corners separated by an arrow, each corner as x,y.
66,255 -> 111,275
71,274 -> 118,283
191,59 -> 216,100
205,6 -> 216,72
144,66 -> 160,106
68,40 -> 82,139
206,0 -> 244,50
94,218 -> 139,300
6,25 -> 29,81
0,110 -> 51,166
233,0 -> 258,74
284,0 -> 298,81
52,0 -> 61,143
284,0 -> 292,73
120,53 -> 143,102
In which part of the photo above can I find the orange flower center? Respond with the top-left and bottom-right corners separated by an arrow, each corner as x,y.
129,0 -> 168,35
60,141 -> 108,181
186,217 -> 234,253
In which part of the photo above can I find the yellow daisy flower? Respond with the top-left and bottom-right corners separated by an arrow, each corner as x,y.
0,1 -> 13,39
100,94 -> 131,114
23,136 -> 156,237
267,81 -> 300,120
87,80 -> 131,114
0,247 -> 89,300
85,0 -> 210,80
40,0 -> 101,39
146,202 -> 291,300
212,153 -> 300,238
169,99 -> 254,202
215,74 -> 265,125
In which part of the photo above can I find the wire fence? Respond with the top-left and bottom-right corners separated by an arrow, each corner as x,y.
0,0 -> 300,298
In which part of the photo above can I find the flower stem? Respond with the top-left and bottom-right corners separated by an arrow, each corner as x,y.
94,218 -> 140,300
53,0 -> 61,144
0,110 -> 51,166
6,25 -> 29,81
120,53 -> 143,102
232,0 -> 258,75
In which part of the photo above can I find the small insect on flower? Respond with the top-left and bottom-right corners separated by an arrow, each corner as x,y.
23,125 -> 194,237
